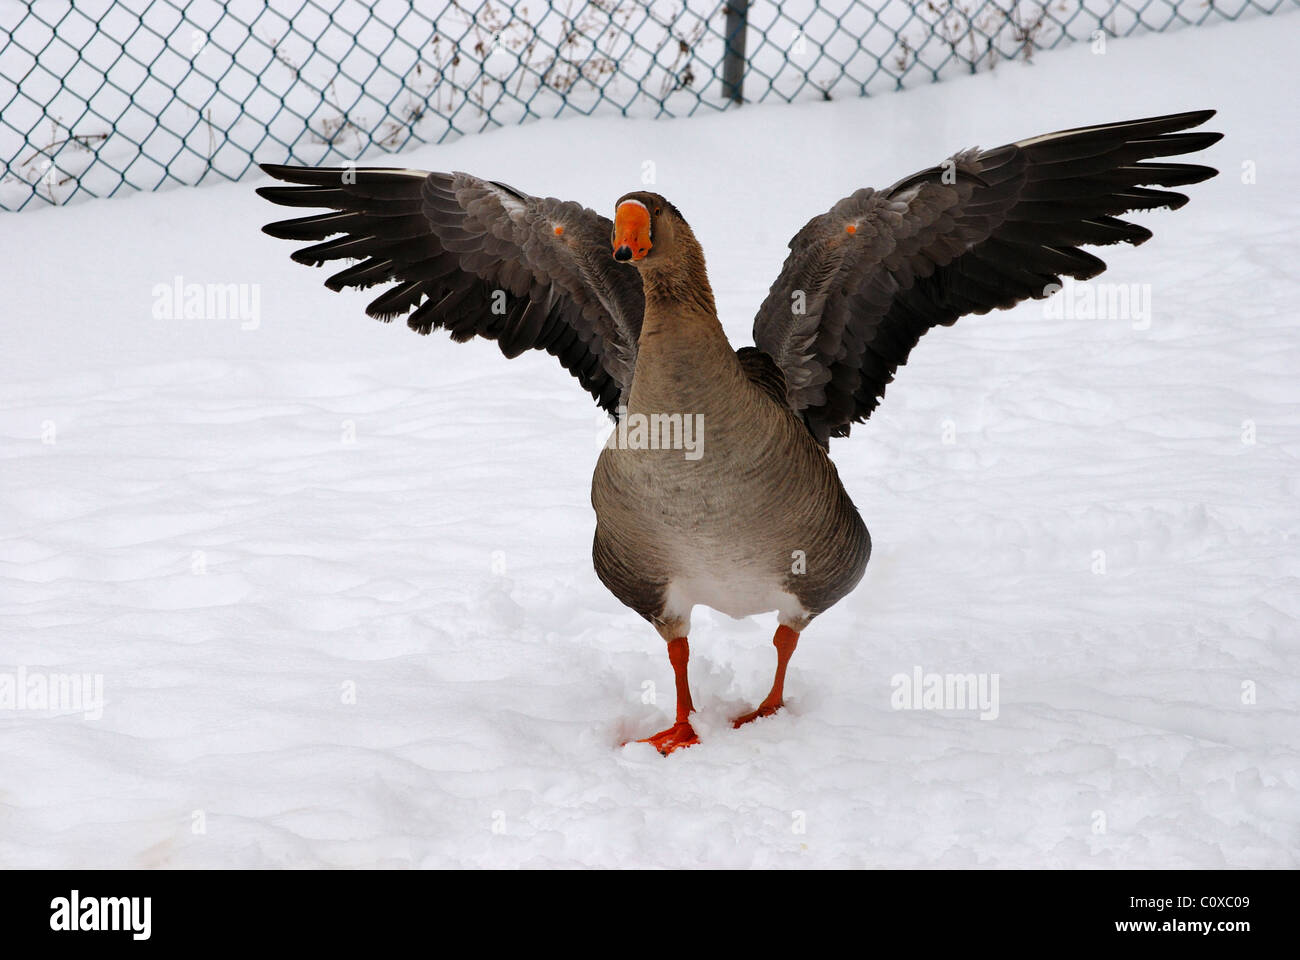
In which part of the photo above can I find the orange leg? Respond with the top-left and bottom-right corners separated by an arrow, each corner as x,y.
732,625 -> 799,728
635,637 -> 699,756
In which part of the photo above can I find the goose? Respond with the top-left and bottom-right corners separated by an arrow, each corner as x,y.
258,109 -> 1221,754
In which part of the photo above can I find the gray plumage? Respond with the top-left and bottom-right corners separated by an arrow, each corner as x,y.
752,109 -> 1222,443
257,109 -> 1220,745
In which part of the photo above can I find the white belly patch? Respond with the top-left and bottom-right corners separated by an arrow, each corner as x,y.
663,571 -> 807,624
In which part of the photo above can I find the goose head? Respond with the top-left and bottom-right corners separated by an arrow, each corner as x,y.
611,192 -> 688,267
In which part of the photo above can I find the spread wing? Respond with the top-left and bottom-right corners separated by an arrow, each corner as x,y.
258,166 -> 644,414
752,110 -> 1222,443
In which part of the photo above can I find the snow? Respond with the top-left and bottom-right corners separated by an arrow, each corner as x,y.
2,14 -> 1298,868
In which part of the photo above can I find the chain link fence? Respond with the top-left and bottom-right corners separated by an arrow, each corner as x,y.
1,0 -> 1293,211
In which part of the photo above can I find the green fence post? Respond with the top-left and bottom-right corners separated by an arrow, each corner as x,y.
723,0 -> 750,103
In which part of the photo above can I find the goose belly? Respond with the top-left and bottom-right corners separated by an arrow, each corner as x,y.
593,445 -> 823,623
663,556 -> 806,623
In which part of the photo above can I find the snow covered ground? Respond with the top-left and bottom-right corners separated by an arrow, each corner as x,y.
2,14 -> 1298,868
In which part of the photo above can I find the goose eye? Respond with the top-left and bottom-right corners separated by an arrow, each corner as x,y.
654,207 -> 661,215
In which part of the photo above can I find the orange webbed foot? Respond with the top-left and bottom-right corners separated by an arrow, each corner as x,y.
732,702 -> 782,728
631,720 -> 700,756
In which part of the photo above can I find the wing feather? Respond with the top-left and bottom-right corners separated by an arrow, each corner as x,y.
259,165 -> 643,415
752,110 -> 1222,442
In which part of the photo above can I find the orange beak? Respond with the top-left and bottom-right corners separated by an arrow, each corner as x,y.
612,201 -> 652,262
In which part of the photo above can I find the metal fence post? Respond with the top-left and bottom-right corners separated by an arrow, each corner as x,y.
2,0 -> 1285,210
722,1 -> 750,104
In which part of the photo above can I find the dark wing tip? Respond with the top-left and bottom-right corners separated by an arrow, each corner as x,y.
1129,108 -> 1218,134
1128,223 -> 1155,246
1152,108 -> 1216,129
258,162 -> 326,184
258,163 -> 437,187
255,185 -> 323,209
